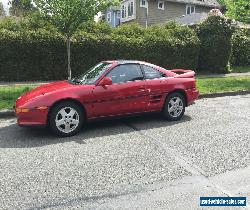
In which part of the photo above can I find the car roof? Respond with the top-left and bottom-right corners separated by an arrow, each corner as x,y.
104,60 -> 166,70
105,60 -> 147,65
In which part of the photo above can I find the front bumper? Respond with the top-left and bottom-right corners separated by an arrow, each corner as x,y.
15,107 -> 49,126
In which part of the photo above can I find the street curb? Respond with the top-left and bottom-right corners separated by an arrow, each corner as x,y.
199,90 -> 250,99
0,90 -> 249,119
0,110 -> 15,118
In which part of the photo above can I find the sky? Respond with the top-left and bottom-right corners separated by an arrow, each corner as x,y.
0,0 -> 101,20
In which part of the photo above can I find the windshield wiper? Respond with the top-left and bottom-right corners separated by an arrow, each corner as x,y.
68,78 -> 81,85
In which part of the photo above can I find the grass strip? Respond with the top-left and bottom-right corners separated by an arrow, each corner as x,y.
0,86 -> 34,110
197,76 -> 250,94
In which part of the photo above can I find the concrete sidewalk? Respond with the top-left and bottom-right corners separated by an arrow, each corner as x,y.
0,81 -> 53,87
197,72 -> 250,78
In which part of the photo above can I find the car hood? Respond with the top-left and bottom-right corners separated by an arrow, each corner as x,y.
17,81 -> 75,105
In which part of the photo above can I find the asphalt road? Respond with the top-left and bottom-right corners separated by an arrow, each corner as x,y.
0,95 -> 250,210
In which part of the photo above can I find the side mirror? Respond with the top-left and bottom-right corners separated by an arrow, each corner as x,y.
98,77 -> 112,86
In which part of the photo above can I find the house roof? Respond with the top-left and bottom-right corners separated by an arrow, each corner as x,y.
174,12 -> 209,25
109,6 -> 120,11
174,12 -> 250,28
166,0 -> 221,8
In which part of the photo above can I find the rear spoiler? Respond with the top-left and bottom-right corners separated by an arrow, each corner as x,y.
169,69 -> 196,78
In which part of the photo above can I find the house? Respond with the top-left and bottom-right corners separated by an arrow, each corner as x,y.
175,9 -> 250,28
103,0 -> 221,27
174,12 -> 209,25
103,6 -> 121,27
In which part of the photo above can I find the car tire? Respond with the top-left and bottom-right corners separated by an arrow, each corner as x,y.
163,92 -> 186,121
49,101 -> 84,137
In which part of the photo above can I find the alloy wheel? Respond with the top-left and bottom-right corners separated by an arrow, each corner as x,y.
55,107 -> 80,134
168,97 -> 184,118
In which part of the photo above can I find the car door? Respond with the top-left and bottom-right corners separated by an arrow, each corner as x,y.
91,64 -> 149,117
141,64 -> 168,111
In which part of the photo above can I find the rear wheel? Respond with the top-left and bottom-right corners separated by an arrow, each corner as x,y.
49,101 -> 84,137
163,92 -> 185,121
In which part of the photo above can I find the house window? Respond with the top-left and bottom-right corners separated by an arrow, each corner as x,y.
140,0 -> 146,7
158,1 -> 164,10
128,1 -> 134,17
186,5 -> 195,15
122,5 -> 126,18
125,5 -> 127,17
107,12 -> 111,23
121,0 -> 136,22
117,11 -> 120,19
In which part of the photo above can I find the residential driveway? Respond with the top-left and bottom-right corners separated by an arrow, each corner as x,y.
0,95 -> 249,210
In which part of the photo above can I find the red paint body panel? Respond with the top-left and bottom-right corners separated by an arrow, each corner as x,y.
91,80 -> 149,117
15,61 -> 199,126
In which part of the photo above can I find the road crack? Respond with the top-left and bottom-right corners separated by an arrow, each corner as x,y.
123,120 -> 250,207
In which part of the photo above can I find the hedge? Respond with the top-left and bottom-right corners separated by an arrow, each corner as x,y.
0,24 -> 200,81
1,15 -> 242,81
196,16 -> 233,73
0,29 -> 67,81
230,28 -> 250,66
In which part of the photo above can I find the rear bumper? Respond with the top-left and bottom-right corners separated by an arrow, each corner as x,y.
185,88 -> 199,106
16,108 -> 49,126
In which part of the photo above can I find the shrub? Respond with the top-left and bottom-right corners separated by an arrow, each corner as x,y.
196,15 -> 233,73
231,28 -> 250,66
77,21 -> 113,36
0,26 -> 200,81
113,23 -> 146,38
0,17 -> 23,31
73,30 -> 200,74
0,14 -> 56,32
0,29 -> 67,81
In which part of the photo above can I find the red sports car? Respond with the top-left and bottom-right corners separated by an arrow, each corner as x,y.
15,60 -> 199,136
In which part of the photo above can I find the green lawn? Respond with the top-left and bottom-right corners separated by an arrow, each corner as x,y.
0,76 -> 250,110
0,86 -> 35,110
197,76 -> 250,94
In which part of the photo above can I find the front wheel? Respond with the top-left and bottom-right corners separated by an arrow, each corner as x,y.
49,101 -> 84,137
163,92 -> 185,121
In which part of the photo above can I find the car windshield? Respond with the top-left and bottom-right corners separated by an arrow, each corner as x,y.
70,62 -> 112,85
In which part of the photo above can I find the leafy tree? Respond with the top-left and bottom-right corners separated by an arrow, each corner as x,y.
78,21 -> 112,36
196,16 -> 233,73
9,0 -> 36,16
35,0 -> 118,79
216,0 -> 250,23
0,2 -> 6,16
225,0 -> 250,24
217,0 -> 226,6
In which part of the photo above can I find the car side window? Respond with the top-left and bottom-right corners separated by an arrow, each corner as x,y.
106,64 -> 144,84
142,65 -> 165,80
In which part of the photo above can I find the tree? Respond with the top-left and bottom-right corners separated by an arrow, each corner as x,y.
35,0 -> 118,80
0,2 -> 6,16
216,0 -> 250,23
217,0 -> 226,7
9,0 -> 35,16
225,0 -> 250,24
